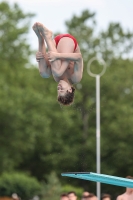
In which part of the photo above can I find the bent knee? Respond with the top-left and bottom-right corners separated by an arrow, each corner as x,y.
52,70 -> 63,77
40,72 -> 50,78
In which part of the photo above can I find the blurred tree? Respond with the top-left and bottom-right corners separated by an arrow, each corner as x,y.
0,1 -> 36,171
0,1 -> 34,69
62,184 -> 83,199
64,9 -> 133,195
0,2 -> 133,198
65,10 -> 133,62
0,172 -> 41,199
41,171 -> 61,200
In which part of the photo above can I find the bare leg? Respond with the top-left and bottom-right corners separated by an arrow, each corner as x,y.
36,22 -> 62,74
32,23 -> 51,77
36,22 -> 57,52
37,23 -> 74,77
33,23 -> 46,56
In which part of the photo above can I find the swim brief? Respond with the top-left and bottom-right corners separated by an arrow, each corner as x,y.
54,34 -> 78,52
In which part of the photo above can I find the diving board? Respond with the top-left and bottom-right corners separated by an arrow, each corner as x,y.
61,172 -> 133,188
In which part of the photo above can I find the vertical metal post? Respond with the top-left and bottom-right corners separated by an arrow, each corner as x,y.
96,75 -> 100,200
87,57 -> 106,200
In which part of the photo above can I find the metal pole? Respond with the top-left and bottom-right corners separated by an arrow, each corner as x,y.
96,75 -> 100,200
87,57 -> 106,200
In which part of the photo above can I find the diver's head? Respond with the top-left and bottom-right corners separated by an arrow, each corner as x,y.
57,80 -> 75,105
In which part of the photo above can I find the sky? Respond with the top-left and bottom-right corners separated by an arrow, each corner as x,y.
4,0 -> 133,51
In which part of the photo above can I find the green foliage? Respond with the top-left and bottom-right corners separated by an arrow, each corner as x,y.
0,1 -> 133,198
0,172 -> 41,199
62,184 -> 84,199
63,10 -> 133,194
0,1 -> 34,68
0,1 -> 35,173
41,172 -> 62,200
65,9 -> 133,62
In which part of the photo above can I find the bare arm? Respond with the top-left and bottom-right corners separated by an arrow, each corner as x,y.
47,51 -> 82,78
48,51 -> 82,62
50,51 -> 84,83
71,56 -> 83,83
36,52 -> 52,78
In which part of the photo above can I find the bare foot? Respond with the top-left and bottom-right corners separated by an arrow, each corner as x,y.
32,22 -> 43,41
36,22 -> 53,39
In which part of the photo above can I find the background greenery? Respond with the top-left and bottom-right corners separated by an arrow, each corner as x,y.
0,1 -> 133,199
